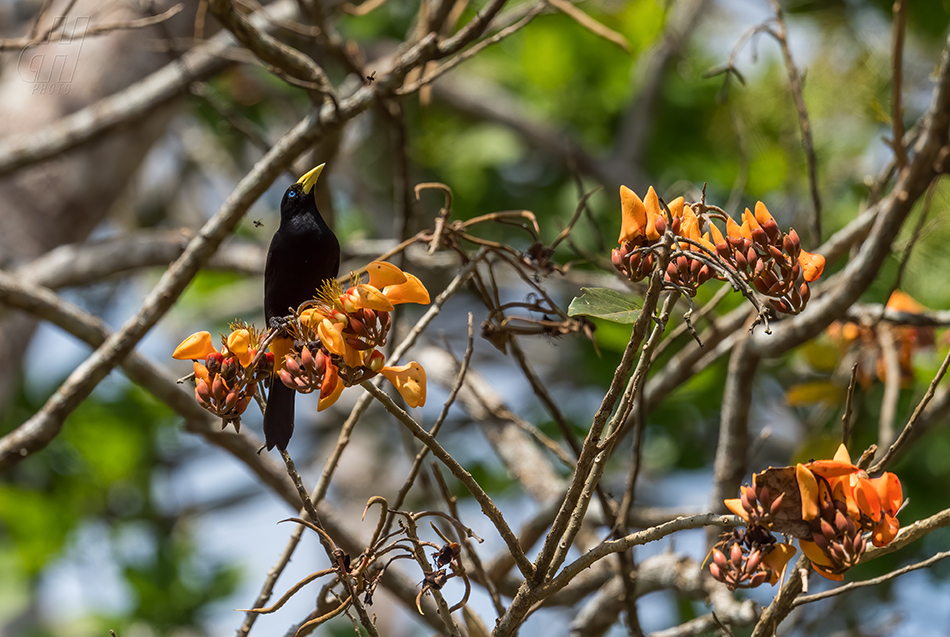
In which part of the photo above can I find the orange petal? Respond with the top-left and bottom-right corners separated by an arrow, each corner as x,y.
764,543 -> 797,584
805,459 -> 857,480
726,215 -> 743,240
872,512 -> 900,547
384,273 -> 430,305
193,361 -> 210,385
226,329 -> 252,367
318,319 -> 347,357
724,498 -> 749,522
173,331 -> 218,360
343,342 -> 364,369
681,208 -> 702,241
382,362 -> 427,408
833,443 -> 852,464
619,185 -> 647,244
356,284 -> 396,312
871,472 -> 903,516
269,337 -> 294,373
796,464 -> 820,521
300,308 -> 327,328
799,539 -> 835,569
322,360 -> 340,397
854,477 -> 883,522
643,186 -> 661,241
367,261 -> 407,289
318,377 -> 345,411
696,232 -> 716,253
833,477 -> 861,521
743,208 -> 762,231
886,290 -> 926,313
754,201 -> 775,226
709,221 -> 726,246
739,209 -> 756,240
798,249 -> 825,282
667,196 -> 685,218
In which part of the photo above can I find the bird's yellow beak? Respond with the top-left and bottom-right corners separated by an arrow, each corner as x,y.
296,163 -> 325,195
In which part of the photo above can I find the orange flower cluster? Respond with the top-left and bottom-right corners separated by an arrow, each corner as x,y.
795,444 -> 903,580
611,186 -> 825,313
712,444 -> 903,589
172,262 -> 431,432
172,324 -> 272,427
285,260 -> 430,410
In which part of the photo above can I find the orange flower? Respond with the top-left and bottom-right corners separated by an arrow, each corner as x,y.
754,201 -> 776,226
641,186 -> 662,241
726,215 -> 743,241
318,318 -> 346,357
382,362 -> 427,408
366,260 -> 408,288
355,284 -> 396,312
798,249 -> 825,282
763,543 -> 797,584
173,331 -> 218,360
799,444 -> 903,550
619,185 -> 648,244
226,329 -> 253,367
384,272 -> 430,305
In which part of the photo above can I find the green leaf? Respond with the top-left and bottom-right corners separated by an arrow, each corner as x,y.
568,287 -> 641,323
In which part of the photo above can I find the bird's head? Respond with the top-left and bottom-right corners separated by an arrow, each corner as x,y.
280,163 -> 325,218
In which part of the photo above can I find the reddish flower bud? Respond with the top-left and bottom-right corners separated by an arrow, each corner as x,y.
279,369 -> 295,390
224,388 -> 240,412
196,379 -> 212,407
212,376 -> 228,402
285,356 -> 301,376
735,251 -> 748,271
730,542 -> 743,566
346,337 -> 375,351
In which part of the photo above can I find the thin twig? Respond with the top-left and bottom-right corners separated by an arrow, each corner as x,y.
890,0 -> 909,170
841,363 -> 859,445
870,345 -> 950,474
793,550 -> 950,607
361,382 -> 536,580
768,0 -> 822,243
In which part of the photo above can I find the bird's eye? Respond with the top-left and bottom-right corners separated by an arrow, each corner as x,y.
287,189 -> 296,198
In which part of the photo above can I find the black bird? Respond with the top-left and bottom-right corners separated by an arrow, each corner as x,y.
263,163 -> 340,450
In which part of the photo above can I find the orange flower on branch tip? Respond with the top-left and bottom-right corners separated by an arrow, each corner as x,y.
382,362 -> 427,408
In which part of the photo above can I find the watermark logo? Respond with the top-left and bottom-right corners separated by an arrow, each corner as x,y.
17,16 -> 89,95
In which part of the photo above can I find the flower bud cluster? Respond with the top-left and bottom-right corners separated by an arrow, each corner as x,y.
611,186 -> 825,311
709,526 -> 784,590
803,496 -> 866,578
713,478 -> 796,591
172,325 -> 272,429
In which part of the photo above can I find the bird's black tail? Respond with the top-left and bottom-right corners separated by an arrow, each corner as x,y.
263,381 -> 295,450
